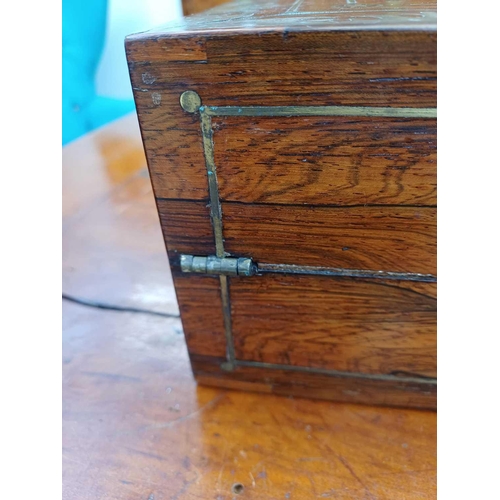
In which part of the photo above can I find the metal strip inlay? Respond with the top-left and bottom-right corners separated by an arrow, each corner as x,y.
199,112 -> 225,258
219,275 -> 236,370
202,105 -> 437,119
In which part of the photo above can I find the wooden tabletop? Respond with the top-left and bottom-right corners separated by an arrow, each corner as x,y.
62,114 -> 436,500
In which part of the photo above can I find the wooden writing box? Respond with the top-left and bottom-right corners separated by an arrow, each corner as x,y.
126,0 -> 437,409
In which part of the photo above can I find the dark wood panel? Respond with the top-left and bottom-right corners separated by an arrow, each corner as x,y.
205,30 -> 436,59
173,274 -> 227,358
223,203 -> 436,275
192,355 -> 436,410
128,29 -> 436,202
157,199 -> 215,256
230,274 -> 436,377
215,116 -> 436,206
130,108 -> 209,200
127,31 -> 436,108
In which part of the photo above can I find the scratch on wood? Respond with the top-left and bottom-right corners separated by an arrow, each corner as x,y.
304,470 -> 319,496
143,394 -> 224,430
298,457 -> 326,462
338,455 -> 375,500
216,438 -> 229,495
81,371 -> 141,383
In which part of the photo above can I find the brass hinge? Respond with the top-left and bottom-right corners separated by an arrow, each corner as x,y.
180,254 -> 255,277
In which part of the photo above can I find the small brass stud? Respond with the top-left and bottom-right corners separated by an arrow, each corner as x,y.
180,90 -> 202,113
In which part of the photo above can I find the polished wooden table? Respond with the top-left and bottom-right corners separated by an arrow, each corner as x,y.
62,114 -> 436,500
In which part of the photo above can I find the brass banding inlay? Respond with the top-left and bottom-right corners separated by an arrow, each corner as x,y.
203,104 -> 437,118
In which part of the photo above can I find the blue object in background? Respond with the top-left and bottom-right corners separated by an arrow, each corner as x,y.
62,0 -> 135,145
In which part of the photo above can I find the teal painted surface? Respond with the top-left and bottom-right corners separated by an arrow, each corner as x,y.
62,0 -> 135,145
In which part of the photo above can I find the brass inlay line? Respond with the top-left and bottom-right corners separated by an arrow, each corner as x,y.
200,113 -> 225,258
181,90 -> 437,120
234,360 -> 437,385
202,105 -> 437,119
219,275 -> 235,369
189,91 -> 237,367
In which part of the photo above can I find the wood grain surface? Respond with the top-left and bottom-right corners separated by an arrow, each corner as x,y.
62,112 -> 436,499
230,274 -> 436,377
138,114 -> 210,201
174,273 -> 227,358
127,31 -> 436,112
62,114 -> 147,222
62,115 -> 178,314
182,0 -> 230,16
215,116 -> 436,206
223,203 -> 436,275
157,199 -> 216,256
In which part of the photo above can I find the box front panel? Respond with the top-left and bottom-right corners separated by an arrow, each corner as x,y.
127,29 -> 437,407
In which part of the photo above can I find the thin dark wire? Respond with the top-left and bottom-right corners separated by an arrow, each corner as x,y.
388,370 -> 436,381
62,293 -> 180,319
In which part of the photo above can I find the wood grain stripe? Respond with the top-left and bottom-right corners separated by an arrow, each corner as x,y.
223,202 -> 436,275
215,116 -> 436,206
230,274 -> 436,378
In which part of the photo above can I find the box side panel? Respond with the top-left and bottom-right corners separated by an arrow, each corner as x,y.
126,29 -> 436,408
